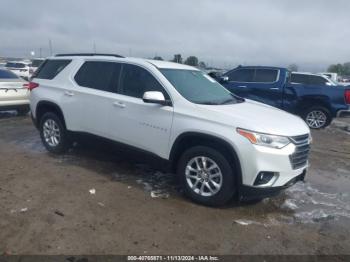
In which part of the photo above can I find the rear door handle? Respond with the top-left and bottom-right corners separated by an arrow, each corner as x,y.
64,91 -> 74,97
113,101 -> 126,108
270,88 -> 279,90
238,85 -> 247,88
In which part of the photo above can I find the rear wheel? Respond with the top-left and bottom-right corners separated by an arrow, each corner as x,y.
177,146 -> 236,206
303,106 -> 332,129
39,112 -> 70,154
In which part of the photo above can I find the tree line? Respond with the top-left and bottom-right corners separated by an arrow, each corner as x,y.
153,54 -> 207,69
327,62 -> 350,76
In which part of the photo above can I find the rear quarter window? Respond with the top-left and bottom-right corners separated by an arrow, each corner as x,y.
34,60 -> 71,80
74,61 -> 120,92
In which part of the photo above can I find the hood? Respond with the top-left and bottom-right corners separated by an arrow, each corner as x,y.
196,100 -> 310,137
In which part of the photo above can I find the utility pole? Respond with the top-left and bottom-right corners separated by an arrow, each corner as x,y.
93,42 -> 97,53
48,39 -> 53,56
39,47 -> 42,58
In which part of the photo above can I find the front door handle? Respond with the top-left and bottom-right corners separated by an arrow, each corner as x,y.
64,91 -> 74,97
113,101 -> 126,108
270,88 -> 279,90
238,85 -> 247,88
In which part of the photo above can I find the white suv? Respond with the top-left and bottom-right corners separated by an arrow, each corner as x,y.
29,54 -> 311,206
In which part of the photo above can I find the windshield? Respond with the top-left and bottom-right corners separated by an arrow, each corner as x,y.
5,62 -> 26,68
160,69 -> 239,105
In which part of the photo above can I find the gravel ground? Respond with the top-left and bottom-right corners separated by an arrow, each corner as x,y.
0,112 -> 349,255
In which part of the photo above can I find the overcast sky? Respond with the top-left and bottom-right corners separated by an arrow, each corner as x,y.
0,0 -> 349,71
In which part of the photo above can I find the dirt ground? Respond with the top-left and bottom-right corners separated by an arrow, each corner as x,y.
0,112 -> 349,255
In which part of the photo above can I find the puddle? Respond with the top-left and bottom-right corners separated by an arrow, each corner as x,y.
10,134 -> 45,153
248,182 -> 350,226
332,119 -> 350,134
134,164 -> 177,199
0,111 -> 18,119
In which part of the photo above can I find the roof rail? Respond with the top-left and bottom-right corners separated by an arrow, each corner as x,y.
55,53 -> 124,58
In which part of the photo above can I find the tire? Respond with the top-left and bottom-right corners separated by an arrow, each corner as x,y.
302,106 -> 332,129
39,112 -> 70,154
17,107 -> 30,116
177,146 -> 236,206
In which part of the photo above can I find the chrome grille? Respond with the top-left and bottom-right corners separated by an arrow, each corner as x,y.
289,134 -> 310,170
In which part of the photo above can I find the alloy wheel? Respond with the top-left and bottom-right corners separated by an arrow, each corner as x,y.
185,156 -> 223,197
306,110 -> 327,128
43,119 -> 61,147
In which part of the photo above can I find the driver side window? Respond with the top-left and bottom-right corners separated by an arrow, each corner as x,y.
119,64 -> 169,99
226,69 -> 254,82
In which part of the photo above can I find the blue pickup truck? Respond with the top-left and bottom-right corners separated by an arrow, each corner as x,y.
219,66 -> 350,129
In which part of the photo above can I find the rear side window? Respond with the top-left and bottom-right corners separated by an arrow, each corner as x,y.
226,69 -> 254,82
254,69 -> 278,82
35,60 -> 71,80
0,69 -> 19,79
308,75 -> 328,85
291,74 -> 308,85
120,64 -> 168,98
74,61 -> 121,92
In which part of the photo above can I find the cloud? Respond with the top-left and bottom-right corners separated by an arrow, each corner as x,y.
0,0 -> 349,71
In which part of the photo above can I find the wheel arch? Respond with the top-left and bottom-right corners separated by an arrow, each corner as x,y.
296,96 -> 333,116
169,132 -> 242,185
35,101 -> 67,128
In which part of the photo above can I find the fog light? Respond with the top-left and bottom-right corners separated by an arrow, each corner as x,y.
254,172 -> 278,186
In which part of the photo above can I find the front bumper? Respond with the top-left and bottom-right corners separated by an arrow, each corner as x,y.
239,170 -> 306,200
231,132 -> 310,200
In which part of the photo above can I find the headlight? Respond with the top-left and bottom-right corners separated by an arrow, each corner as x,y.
237,128 -> 290,149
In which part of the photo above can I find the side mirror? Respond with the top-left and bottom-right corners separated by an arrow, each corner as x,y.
143,91 -> 169,106
219,76 -> 229,83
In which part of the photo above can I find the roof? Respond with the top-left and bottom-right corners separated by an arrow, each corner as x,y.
146,59 -> 198,70
234,65 -> 284,70
51,54 -> 198,71
55,53 -> 124,58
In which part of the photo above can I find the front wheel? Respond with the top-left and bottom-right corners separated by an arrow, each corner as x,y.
39,112 -> 70,154
177,146 -> 236,206
303,106 -> 332,129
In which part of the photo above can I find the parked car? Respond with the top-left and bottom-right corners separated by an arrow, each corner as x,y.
0,69 -> 30,115
5,61 -> 31,80
30,58 -> 45,76
219,66 -> 350,129
29,54 -> 311,206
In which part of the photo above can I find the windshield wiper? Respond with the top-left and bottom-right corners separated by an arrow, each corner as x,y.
219,98 -> 235,105
199,101 -> 221,105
